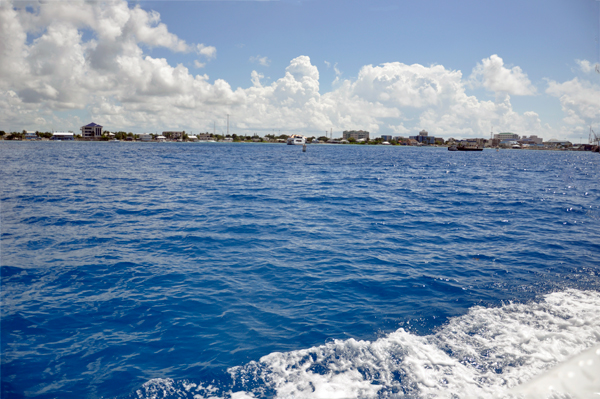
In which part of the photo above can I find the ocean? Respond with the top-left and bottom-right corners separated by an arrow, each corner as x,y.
1,142 -> 599,398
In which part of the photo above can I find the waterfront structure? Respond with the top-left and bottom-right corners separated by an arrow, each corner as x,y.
24,131 -> 38,140
140,134 -> 152,142
51,132 -> 74,141
163,131 -> 184,140
198,133 -> 212,141
381,135 -> 393,142
342,130 -> 370,141
81,123 -> 103,140
409,129 -> 437,145
494,132 -> 519,141
187,135 -> 198,142
545,139 -> 572,148
519,135 -> 543,145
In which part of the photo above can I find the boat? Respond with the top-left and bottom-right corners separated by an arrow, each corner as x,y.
448,145 -> 458,151
287,134 -> 306,145
457,142 -> 484,151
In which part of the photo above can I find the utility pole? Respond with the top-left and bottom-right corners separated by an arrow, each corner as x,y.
227,114 -> 229,137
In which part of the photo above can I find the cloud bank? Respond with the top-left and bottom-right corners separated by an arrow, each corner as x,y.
1,0 -> 597,140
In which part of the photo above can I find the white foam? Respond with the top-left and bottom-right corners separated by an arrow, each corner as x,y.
228,289 -> 600,398
139,289 -> 600,399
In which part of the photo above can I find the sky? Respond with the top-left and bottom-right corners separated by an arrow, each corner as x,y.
1,0 -> 599,140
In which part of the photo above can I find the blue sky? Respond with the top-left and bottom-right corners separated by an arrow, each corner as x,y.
1,0 -> 599,139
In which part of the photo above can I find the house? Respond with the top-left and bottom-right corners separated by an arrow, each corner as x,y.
24,131 -> 38,140
52,132 -> 74,141
140,134 -> 152,142
81,123 -> 103,140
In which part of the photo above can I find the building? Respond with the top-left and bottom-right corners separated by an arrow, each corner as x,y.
494,132 -> 519,141
409,130 -> 437,145
163,131 -> 184,140
81,123 -> 103,139
52,132 -> 74,141
545,139 -> 572,148
381,135 -> 393,142
198,133 -> 212,141
24,131 -> 38,140
342,130 -> 370,141
140,134 -> 152,142
187,135 -> 198,142
519,135 -> 543,145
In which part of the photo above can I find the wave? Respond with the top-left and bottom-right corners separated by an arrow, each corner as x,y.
133,289 -> 600,399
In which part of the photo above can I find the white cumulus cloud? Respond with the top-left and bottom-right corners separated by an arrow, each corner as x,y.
546,77 -> 600,126
197,44 -> 216,59
469,54 -> 536,95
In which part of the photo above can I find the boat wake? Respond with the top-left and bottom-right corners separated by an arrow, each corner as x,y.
133,289 -> 600,399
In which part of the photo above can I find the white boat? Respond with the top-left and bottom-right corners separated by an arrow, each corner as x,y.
287,135 -> 306,145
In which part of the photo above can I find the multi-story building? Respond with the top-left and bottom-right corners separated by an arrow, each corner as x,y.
494,132 -> 519,141
342,130 -> 370,141
409,129 -> 438,145
81,123 -> 103,139
163,131 -> 184,140
381,135 -> 393,142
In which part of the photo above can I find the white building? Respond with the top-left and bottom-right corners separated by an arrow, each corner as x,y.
494,132 -> 519,140
52,132 -> 74,141
24,131 -> 38,140
81,123 -> 103,139
342,130 -> 370,141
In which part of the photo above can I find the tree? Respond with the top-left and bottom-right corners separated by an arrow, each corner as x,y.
0,131 -> 6,137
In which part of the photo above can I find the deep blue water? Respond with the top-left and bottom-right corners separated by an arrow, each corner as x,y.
1,142 -> 599,398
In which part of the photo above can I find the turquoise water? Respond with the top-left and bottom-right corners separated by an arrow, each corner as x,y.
1,142 -> 599,398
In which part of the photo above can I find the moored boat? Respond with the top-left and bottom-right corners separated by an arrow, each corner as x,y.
287,135 -> 306,145
457,145 -> 483,151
